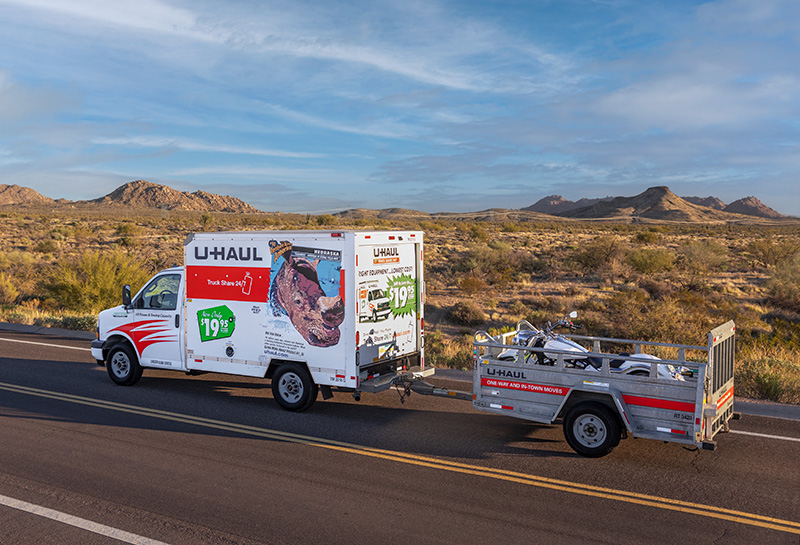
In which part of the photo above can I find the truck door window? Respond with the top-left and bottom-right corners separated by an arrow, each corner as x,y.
138,274 -> 181,310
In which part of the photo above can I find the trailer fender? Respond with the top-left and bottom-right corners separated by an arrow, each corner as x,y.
555,386 -> 633,435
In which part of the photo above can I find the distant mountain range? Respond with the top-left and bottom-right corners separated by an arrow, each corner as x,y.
0,180 -> 258,214
0,180 -> 791,221
524,187 -> 785,220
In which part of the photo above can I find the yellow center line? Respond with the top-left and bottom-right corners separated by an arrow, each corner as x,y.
1,381 -> 798,535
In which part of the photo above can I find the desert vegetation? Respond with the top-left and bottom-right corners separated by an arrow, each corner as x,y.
1,207 -> 798,403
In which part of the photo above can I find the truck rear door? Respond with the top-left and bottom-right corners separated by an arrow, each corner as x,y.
355,233 -> 422,374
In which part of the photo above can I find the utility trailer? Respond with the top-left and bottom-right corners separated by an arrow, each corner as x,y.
456,321 -> 736,457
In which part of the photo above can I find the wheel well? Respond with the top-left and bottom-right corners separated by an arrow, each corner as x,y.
559,391 -> 619,421
265,359 -> 309,380
103,336 -> 136,362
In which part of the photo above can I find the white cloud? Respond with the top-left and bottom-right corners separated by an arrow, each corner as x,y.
93,136 -> 326,159
0,0 -> 202,38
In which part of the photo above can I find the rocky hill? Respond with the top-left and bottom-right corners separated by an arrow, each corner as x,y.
0,184 -> 54,205
683,196 -> 726,210
556,186 -> 740,222
87,180 -> 260,213
528,188 -> 785,220
723,196 -> 784,219
523,195 -> 609,214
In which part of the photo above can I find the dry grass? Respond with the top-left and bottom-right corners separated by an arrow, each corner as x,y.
2,206 -> 799,402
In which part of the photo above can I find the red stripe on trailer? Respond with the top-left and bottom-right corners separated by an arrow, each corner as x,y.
716,385 -> 734,408
657,426 -> 688,435
623,394 -> 695,413
481,377 -> 568,396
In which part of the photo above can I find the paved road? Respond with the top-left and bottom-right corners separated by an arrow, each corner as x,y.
0,328 -> 799,544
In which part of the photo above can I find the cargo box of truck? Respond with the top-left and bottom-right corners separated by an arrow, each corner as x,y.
91,230 -> 429,411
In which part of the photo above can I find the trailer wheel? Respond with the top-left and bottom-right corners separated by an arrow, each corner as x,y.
107,344 -> 143,386
271,363 -> 318,412
563,402 -> 621,458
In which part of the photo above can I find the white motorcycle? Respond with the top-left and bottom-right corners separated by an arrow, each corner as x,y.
498,312 -> 688,380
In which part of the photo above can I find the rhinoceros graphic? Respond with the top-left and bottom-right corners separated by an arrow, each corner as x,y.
269,246 -> 344,347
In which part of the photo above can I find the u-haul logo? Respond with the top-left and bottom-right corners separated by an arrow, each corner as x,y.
194,246 -> 264,262
487,367 -> 527,379
373,246 -> 400,265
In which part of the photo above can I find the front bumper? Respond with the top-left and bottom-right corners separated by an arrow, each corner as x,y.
91,339 -> 104,361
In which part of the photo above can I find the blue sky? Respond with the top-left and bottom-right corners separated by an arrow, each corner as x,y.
1,0 -> 798,215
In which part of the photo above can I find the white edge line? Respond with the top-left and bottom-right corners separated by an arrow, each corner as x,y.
0,337 -> 91,352
0,493 -> 171,545
730,429 -> 800,443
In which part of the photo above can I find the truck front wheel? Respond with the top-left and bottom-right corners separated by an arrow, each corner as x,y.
107,344 -> 143,386
563,402 -> 621,457
271,363 -> 318,412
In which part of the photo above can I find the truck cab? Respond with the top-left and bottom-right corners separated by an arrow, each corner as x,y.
92,266 -> 185,383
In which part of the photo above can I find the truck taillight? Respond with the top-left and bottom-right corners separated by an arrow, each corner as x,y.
356,331 -> 360,345
330,232 -> 342,237
420,318 -> 424,333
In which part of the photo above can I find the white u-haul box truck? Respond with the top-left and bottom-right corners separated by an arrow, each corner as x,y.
91,230 -> 428,411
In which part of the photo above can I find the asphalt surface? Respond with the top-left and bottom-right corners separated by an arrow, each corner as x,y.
1,324 -> 799,544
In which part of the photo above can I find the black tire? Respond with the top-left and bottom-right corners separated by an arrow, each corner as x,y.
106,344 -> 143,386
563,401 -> 621,457
271,363 -> 318,412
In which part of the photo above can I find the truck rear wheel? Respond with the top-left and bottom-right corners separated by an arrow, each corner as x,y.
271,363 -> 318,412
107,344 -> 143,386
563,402 -> 621,457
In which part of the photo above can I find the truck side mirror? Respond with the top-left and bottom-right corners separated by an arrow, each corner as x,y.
122,285 -> 132,308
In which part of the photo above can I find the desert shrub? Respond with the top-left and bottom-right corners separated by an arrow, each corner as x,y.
0,272 -> 19,305
488,239 -> 512,252
424,330 -> 473,370
316,214 -> 337,226
501,222 -> 524,233
468,224 -> 489,242
569,236 -> 622,274
45,248 -> 152,313
459,275 -> 487,295
448,301 -> 486,326
627,248 -> 676,275
115,222 -> 140,236
680,240 -> 728,273
735,344 -> 800,403
34,240 -> 59,253
745,239 -> 800,269
767,253 -> 800,311
633,231 -> 661,244
508,300 -> 529,317
602,289 -> 712,344
639,277 -> 675,300
453,244 -> 545,287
